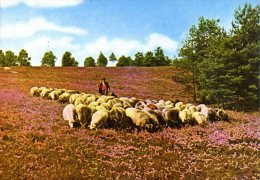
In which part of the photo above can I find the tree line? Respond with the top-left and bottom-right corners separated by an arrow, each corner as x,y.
173,3 -> 259,110
0,47 -> 172,67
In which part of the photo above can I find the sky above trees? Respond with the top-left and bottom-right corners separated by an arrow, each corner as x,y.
0,0 -> 258,66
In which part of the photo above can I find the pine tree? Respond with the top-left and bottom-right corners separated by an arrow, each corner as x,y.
0,50 -> 5,67
17,49 -> 31,66
109,53 -> 117,66
97,52 -> 108,67
133,52 -> 144,66
179,17 -> 226,102
225,3 -> 260,109
116,56 -> 132,67
154,47 -> 168,66
144,51 -> 155,66
61,51 -> 78,67
41,51 -> 56,67
84,57 -> 96,67
4,50 -> 17,66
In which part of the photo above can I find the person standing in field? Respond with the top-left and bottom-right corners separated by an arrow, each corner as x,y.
97,77 -> 110,95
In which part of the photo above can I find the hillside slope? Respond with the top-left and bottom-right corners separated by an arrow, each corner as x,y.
9,66 -> 193,102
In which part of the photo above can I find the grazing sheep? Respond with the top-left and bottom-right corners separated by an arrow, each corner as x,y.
200,106 -> 209,116
90,109 -> 109,129
165,100 -> 173,106
125,108 -> 151,129
158,100 -> 165,104
143,109 -> 160,129
69,94 -> 81,104
196,104 -> 206,111
76,104 -> 92,128
37,87 -> 46,94
74,96 -> 90,106
130,97 -> 140,107
108,107 -> 131,128
106,99 -> 114,107
187,105 -> 196,114
175,102 -> 184,110
40,88 -> 53,99
49,90 -> 63,100
162,107 -> 181,127
58,92 -> 71,103
155,102 -> 165,111
100,103 -> 111,111
112,103 -> 123,108
112,98 -> 123,106
123,100 -> 132,109
216,109 -> 228,121
87,103 -> 98,116
63,104 -> 77,128
30,87 -> 39,96
179,109 -> 193,124
96,95 -> 114,104
135,101 -> 146,109
192,112 -> 207,125
74,97 -> 85,106
86,96 -> 97,105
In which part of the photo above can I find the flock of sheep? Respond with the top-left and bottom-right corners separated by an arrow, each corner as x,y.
30,86 -> 228,131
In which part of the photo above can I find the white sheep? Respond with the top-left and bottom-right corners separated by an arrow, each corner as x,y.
30,87 -> 39,96
175,101 -> 184,110
165,100 -> 173,106
112,103 -> 123,108
49,90 -> 63,100
216,109 -> 228,121
69,93 -> 81,104
162,107 -> 181,127
125,108 -> 151,129
37,87 -> 46,94
130,97 -> 140,107
135,101 -> 146,109
63,104 -> 77,128
192,112 -> 207,125
76,104 -> 92,128
100,103 -> 111,111
196,104 -> 206,111
108,107 -> 129,127
58,92 -> 71,103
179,109 -> 193,124
86,96 -> 97,105
111,98 -> 123,105
40,88 -> 53,99
90,109 -> 109,129
143,109 -> 160,129
123,100 -> 132,109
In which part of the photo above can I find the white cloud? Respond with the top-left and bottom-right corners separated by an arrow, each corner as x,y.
22,36 -> 81,66
84,37 -> 141,58
0,0 -> 84,8
0,17 -> 87,39
83,33 -> 178,59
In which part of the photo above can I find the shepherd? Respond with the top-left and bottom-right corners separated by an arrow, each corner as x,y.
97,77 -> 110,95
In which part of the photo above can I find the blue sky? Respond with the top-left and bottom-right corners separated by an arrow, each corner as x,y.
0,0 -> 258,66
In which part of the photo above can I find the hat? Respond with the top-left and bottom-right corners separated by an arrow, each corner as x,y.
101,77 -> 106,80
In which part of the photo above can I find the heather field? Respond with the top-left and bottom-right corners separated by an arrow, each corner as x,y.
0,66 -> 259,179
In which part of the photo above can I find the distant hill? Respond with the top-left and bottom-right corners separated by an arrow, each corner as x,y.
8,66 -> 194,102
